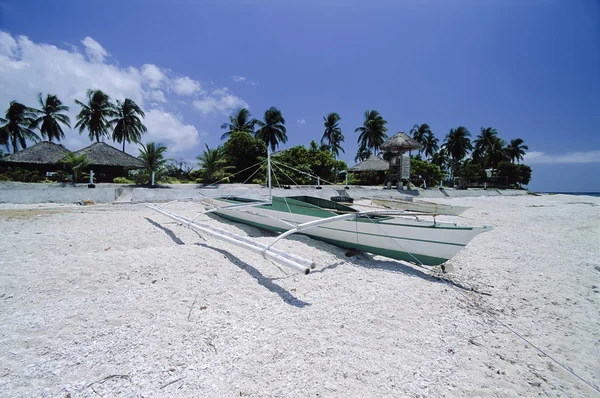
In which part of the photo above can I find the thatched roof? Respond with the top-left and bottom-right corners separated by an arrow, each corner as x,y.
73,142 -> 144,168
349,156 -> 390,172
2,141 -> 72,164
380,132 -> 421,152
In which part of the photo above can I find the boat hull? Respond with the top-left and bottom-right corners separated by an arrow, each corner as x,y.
207,196 -> 490,266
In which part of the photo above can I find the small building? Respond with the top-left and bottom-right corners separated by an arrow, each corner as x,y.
349,156 -> 390,185
1,141 -> 72,177
380,132 -> 421,188
74,142 -> 144,182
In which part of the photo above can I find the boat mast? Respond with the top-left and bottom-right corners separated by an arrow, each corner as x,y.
267,147 -> 272,202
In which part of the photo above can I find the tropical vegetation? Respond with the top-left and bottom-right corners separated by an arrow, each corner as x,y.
255,106 -> 287,152
0,101 -> 40,153
31,94 -> 71,143
111,98 -> 147,152
0,90 -> 533,188
355,110 -> 388,159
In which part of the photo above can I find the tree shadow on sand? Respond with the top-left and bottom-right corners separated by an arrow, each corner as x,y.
145,217 -> 185,245
195,242 -> 311,308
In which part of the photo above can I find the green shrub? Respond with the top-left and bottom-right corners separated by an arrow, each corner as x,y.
113,177 -> 133,184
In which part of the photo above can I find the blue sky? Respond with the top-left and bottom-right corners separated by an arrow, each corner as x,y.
0,0 -> 599,192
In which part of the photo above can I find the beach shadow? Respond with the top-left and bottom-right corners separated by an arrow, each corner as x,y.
195,242 -> 311,308
145,217 -> 185,245
201,216 -> 484,295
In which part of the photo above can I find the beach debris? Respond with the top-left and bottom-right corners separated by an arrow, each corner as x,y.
76,199 -> 96,206
160,377 -> 185,389
187,294 -> 199,321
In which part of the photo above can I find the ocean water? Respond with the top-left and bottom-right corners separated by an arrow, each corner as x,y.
542,192 -> 600,197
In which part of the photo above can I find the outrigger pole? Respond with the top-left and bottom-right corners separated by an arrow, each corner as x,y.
148,204 -> 315,274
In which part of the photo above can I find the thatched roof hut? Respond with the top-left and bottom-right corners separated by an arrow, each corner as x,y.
2,141 -> 72,165
380,132 -> 421,153
349,156 -> 390,172
74,142 -> 144,168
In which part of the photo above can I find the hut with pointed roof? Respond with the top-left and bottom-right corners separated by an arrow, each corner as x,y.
73,142 -> 144,182
380,132 -> 421,187
1,141 -> 72,178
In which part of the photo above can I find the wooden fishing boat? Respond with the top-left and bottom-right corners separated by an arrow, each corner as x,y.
204,195 -> 491,267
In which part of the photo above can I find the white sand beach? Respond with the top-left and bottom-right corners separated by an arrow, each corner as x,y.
0,194 -> 599,397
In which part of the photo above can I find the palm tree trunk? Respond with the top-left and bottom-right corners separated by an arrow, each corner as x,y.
123,141 -> 126,152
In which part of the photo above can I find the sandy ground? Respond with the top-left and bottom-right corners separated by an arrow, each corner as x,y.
0,194 -> 599,397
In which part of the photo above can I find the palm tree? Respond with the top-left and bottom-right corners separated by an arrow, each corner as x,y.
255,107 -> 287,152
0,101 -> 40,153
355,110 -> 388,155
422,131 -> 439,159
61,152 -> 89,183
431,147 -> 450,173
354,144 -> 372,163
74,89 -> 116,143
506,138 -> 529,163
197,144 -> 233,183
111,98 -> 147,152
138,142 -> 167,176
31,94 -> 71,143
221,108 -> 258,140
321,112 -> 345,158
443,126 -> 473,164
410,123 -> 432,156
472,127 -> 500,167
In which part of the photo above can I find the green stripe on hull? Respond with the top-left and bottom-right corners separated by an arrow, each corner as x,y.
214,212 -> 448,266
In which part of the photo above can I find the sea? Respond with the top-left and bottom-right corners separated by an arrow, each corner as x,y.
541,192 -> 600,197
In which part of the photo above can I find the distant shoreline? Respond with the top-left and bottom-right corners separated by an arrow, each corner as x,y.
540,192 -> 600,197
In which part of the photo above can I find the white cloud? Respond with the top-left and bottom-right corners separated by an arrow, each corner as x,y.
141,64 -> 165,88
297,119 -> 306,125
81,36 -> 109,63
232,75 -> 246,82
0,31 -> 17,57
192,88 -> 248,115
144,109 -> 200,152
0,32 -> 246,154
171,76 -> 202,96
147,90 -> 166,103
524,150 -> 600,164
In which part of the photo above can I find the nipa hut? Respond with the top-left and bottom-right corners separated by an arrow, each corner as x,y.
349,156 -> 390,185
1,141 -> 72,177
74,142 -> 144,182
380,132 -> 421,186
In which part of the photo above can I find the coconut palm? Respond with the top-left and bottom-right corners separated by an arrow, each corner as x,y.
0,101 -> 40,153
197,144 -> 233,183
472,127 -> 500,167
354,144 -> 372,163
61,152 -> 89,183
410,123 -> 432,156
443,126 -> 473,164
422,131 -> 439,159
220,108 -> 258,140
255,107 -> 287,152
355,110 -> 388,155
431,147 -> 450,173
74,89 -> 116,143
506,138 -> 529,163
321,112 -> 344,158
31,94 -> 71,143
111,98 -> 147,152
138,142 -> 167,175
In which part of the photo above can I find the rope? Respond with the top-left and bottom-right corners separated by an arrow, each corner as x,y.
359,214 -> 599,393
199,159 -> 267,192
271,160 -> 337,186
